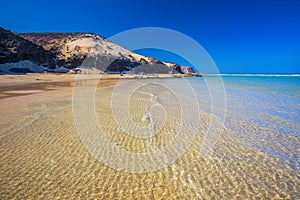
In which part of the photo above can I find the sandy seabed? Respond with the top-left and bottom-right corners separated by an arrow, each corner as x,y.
0,74 -> 299,199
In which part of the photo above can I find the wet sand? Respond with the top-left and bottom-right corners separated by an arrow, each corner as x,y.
0,74 -> 299,199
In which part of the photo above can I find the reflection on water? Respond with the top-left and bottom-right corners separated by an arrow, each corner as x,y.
0,76 -> 299,199
0,81 -> 75,99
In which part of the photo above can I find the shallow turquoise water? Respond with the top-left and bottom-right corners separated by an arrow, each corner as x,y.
189,75 -> 300,171
1,76 -> 299,199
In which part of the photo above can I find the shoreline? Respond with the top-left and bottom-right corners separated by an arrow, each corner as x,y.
0,74 -> 186,100
0,73 -> 185,85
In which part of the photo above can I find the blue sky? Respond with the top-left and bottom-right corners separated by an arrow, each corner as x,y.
0,0 -> 299,73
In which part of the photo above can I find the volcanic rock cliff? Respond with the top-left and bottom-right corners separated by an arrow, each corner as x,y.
0,27 -> 57,73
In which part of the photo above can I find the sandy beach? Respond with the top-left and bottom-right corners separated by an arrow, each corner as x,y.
0,74 -> 299,199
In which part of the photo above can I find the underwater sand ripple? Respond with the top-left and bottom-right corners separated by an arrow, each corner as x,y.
0,77 -> 299,199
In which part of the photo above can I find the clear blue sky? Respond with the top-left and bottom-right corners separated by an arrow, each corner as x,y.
0,0 -> 299,73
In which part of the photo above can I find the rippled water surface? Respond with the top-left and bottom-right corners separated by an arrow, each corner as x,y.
1,75 -> 299,199
191,75 -> 300,171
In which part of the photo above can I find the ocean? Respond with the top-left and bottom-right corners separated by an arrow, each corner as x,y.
188,75 -> 300,171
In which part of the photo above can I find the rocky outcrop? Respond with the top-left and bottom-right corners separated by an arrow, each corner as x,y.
0,27 -> 56,69
180,66 -> 195,74
19,32 -> 174,72
0,27 -> 183,74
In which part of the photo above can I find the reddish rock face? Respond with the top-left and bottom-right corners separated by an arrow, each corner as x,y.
180,66 -> 195,74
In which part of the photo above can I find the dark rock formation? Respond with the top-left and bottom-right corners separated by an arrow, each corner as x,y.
0,27 -> 56,68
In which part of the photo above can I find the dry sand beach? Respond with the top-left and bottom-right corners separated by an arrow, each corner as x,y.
0,74 -> 299,199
